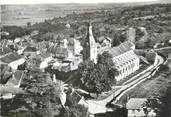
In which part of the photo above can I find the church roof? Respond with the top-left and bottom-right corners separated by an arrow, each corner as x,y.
99,41 -> 134,58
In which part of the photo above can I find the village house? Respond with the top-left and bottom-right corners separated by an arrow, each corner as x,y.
126,98 -> 156,117
0,70 -> 25,99
23,46 -> 39,57
51,52 -> 83,72
68,38 -> 83,56
0,31 -> 9,36
0,64 -> 12,84
0,46 -> 13,57
17,47 -> 25,55
14,37 -> 22,43
48,45 -> 69,59
47,36 -> 83,72
101,37 -> 112,48
36,41 -> 52,54
126,98 -> 147,117
39,52 -> 53,71
0,52 -> 25,70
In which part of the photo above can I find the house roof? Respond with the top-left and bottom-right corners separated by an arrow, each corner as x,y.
0,52 -> 22,64
0,47 -> 13,55
123,41 -> 135,48
0,64 -> 12,84
37,41 -> 49,50
0,39 -> 8,47
98,36 -> 106,43
6,70 -> 24,86
98,36 -> 111,43
1,71 -> 12,84
126,98 -> 147,110
24,46 -> 37,52
48,44 -> 68,58
39,52 -> 52,59
68,38 -> 74,46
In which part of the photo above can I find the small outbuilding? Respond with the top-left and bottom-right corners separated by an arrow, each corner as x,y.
126,98 -> 147,117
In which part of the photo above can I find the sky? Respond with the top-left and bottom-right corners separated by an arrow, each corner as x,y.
1,0 -> 159,4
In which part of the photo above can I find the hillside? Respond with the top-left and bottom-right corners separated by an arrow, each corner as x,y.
117,65 -> 171,117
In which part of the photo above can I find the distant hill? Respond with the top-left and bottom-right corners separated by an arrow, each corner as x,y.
157,0 -> 171,3
1,4 -> 123,26
1,2 -> 170,26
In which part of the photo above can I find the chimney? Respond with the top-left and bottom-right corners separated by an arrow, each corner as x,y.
53,74 -> 57,83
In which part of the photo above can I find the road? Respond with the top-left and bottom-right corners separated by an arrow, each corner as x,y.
84,54 -> 164,114
154,47 -> 171,51
154,47 -> 171,57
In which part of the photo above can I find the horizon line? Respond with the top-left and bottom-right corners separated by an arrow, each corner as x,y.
1,0 -> 160,5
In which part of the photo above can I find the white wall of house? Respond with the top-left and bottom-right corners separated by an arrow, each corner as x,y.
9,58 -> 25,70
74,39 -> 83,55
128,109 -> 146,117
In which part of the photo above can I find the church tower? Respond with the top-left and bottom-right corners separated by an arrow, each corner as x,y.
83,23 -> 98,64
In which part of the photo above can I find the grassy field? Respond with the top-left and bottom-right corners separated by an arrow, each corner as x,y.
116,59 -> 171,116
117,70 -> 171,104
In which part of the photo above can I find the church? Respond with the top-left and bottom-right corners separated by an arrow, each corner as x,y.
83,24 -> 98,64
83,24 -> 140,81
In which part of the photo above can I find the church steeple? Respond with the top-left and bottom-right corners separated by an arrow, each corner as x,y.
83,23 -> 97,63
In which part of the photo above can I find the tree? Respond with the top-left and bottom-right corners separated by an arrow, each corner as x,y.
145,38 -> 153,48
143,97 -> 162,116
119,32 -> 127,43
146,52 -> 156,63
63,104 -> 88,117
1,70 -> 89,117
61,94 -> 88,117
98,52 -> 118,84
135,28 -> 145,41
22,72 -> 65,117
1,26 -> 31,40
78,52 -> 118,95
158,64 -> 169,72
27,22 -> 31,27
111,33 -> 121,47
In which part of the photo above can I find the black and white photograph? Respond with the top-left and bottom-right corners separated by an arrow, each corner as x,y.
0,0 -> 171,117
